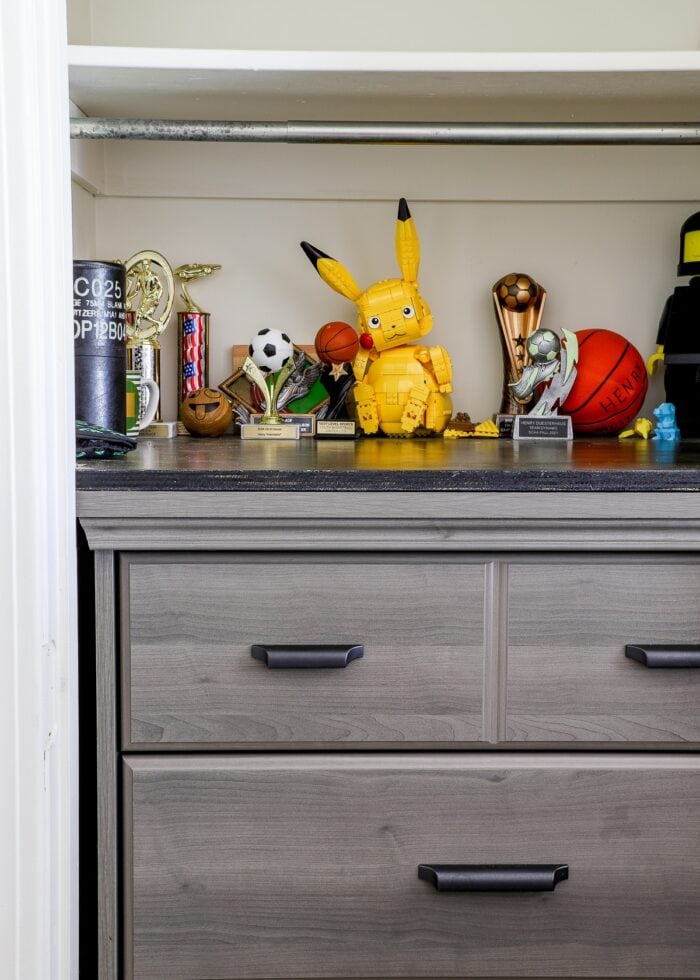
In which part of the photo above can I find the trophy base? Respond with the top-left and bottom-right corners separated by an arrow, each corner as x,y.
250,413 -> 316,437
316,420 -> 358,439
496,414 -> 516,438
240,423 -> 301,441
513,415 -> 573,440
140,421 -> 179,439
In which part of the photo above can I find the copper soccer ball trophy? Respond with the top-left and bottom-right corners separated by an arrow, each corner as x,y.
492,273 -> 547,416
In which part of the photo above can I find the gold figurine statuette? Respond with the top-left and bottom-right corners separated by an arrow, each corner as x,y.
174,263 -> 221,313
125,250 -> 175,422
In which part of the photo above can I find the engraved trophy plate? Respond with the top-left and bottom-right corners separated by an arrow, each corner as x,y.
316,419 -> 358,438
249,413 -> 316,436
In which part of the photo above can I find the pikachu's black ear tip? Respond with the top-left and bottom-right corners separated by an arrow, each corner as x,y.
300,241 -> 332,268
397,198 -> 411,222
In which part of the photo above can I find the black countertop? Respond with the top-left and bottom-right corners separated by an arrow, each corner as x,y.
75,435 -> 700,492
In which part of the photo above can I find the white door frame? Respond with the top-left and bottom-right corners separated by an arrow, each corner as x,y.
0,1 -> 78,977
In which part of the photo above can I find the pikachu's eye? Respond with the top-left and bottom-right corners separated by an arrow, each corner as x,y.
368,316 -> 381,329
402,305 -> 415,318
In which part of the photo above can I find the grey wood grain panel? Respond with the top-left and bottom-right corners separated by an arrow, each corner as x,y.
76,489 -> 700,522
123,555 -> 485,747
123,753 -> 700,980
95,550 -> 118,980
78,489 -> 700,553
80,516 -> 700,552
482,561 -> 507,744
507,559 -> 700,742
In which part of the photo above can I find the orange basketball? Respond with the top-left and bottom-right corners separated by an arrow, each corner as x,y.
314,321 -> 359,365
563,329 -> 648,435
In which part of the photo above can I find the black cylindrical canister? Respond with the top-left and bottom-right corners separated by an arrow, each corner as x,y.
73,260 -> 128,432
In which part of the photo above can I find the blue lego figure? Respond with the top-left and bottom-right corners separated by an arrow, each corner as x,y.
652,402 -> 681,442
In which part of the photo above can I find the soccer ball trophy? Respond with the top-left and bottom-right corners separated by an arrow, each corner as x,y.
240,328 -> 300,438
509,327 -> 579,440
492,272 -> 547,419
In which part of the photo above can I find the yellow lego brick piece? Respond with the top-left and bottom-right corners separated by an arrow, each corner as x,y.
619,417 -> 654,440
444,418 -> 500,439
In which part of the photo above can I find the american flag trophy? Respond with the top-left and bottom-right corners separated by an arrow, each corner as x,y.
175,263 -> 221,408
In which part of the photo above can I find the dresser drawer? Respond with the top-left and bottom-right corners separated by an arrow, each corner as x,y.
121,554 -> 485,748
123,753 -> 700,980
507,558 -> 700,743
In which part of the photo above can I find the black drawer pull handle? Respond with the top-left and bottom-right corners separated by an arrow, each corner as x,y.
251,644 -> 363,668
625,644 -> 700,668
418,864 -> 569,892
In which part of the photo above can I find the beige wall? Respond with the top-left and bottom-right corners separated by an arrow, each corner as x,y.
69,0 -> 700,51
66,0 -> 91,44
71,181 -> 96,259
93,194 -> 672,423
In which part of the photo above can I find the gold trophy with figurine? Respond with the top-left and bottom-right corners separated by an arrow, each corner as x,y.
492,273 -> 546,423
125,250 -> 175,431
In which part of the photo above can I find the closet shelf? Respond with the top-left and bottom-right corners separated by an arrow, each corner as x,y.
68,46 -> 700,122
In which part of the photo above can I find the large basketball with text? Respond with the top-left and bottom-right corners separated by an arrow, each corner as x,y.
562,329 -> 648,434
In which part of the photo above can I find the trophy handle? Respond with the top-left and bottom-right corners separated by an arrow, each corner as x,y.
242,356 -> 274,417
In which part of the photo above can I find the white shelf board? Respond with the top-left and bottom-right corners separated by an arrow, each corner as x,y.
68,46 -> 700,121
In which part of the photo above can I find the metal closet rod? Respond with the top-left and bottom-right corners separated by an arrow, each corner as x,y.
70,118 -> 700,145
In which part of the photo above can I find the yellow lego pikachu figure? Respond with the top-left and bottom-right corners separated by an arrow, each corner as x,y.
301,199 -> 453,436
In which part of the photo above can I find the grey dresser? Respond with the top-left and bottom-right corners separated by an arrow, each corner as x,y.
76,437 -> 700,980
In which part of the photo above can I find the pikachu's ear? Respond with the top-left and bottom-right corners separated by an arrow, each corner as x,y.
395,198 -> 420,283
300,242 -> 362,302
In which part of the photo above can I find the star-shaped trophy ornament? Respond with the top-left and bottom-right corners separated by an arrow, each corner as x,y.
313,321 -> 360,436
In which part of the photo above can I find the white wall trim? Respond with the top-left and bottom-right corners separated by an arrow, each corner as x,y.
70,100 -> 105,196
0,2 -> 78,978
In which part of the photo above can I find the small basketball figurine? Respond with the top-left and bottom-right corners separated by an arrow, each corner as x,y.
315,322 -> 359,365
180,387 -> 232,437
562,328 -> 648,434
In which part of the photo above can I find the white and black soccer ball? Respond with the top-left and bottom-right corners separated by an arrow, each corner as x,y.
248,328 -> 294,374
527,328 -> 561,364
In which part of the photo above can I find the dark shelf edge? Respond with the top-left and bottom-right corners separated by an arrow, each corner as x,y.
75,468 -> 700,493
